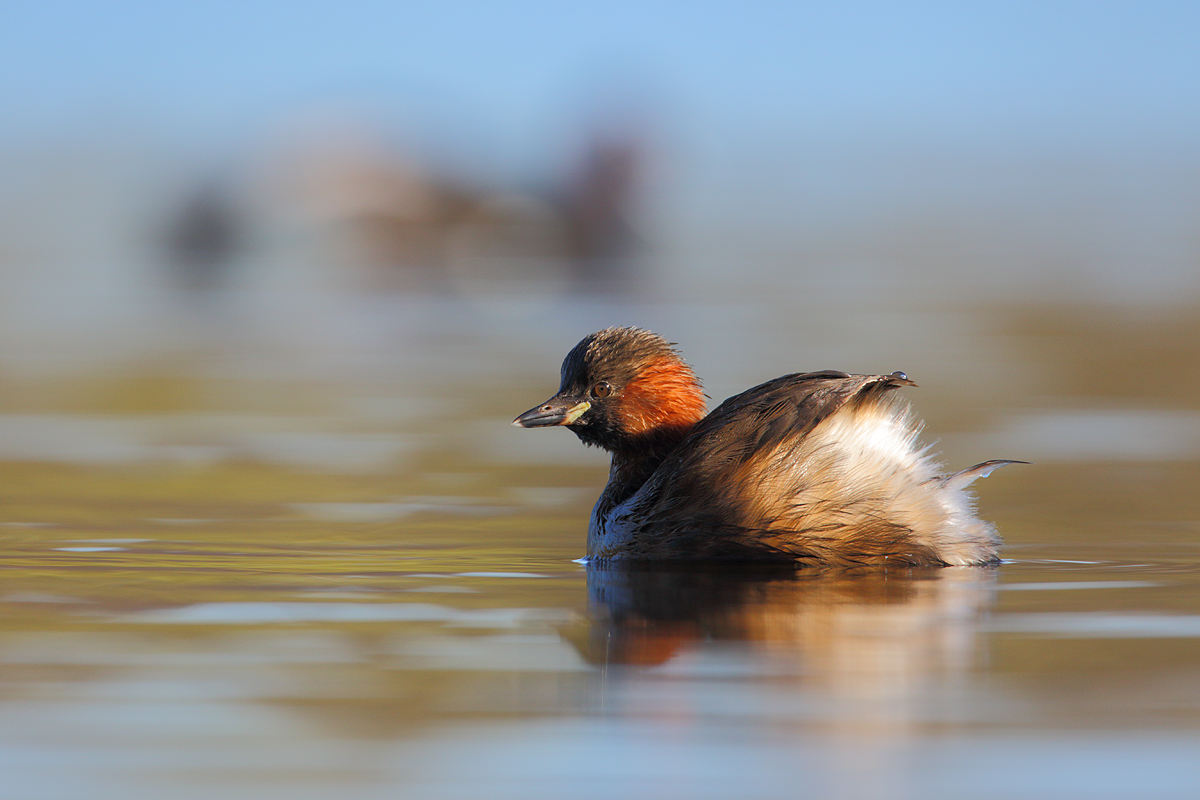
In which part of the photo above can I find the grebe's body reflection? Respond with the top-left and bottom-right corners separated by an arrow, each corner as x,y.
582,564 -> 998,680
577,565 -> 998,798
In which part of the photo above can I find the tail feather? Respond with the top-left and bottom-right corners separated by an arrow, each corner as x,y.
938,459 -> 1028,491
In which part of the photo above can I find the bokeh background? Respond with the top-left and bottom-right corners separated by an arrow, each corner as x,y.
4,3 -> 1200,799
5,2 -> 1200,347
5,1 -> 1200,469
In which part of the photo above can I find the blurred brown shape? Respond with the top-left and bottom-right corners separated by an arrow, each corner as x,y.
166,113 -> 650,297
561,130 -> 645,294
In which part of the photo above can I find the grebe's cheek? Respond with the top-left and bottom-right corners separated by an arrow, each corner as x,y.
561,401 -> 592,425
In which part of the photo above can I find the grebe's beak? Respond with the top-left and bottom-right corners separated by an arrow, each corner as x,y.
512,395 -> 591,428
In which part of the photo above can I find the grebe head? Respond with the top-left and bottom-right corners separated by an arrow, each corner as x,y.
513,327 -> 706,454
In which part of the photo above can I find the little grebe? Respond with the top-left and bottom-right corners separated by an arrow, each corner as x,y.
514,327 -> 1019,566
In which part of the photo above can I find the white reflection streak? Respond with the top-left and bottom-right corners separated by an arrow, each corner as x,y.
987,613 -> 1200,637
120,601 -> 570,628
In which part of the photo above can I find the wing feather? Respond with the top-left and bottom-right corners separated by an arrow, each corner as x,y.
614,371 -> 959,564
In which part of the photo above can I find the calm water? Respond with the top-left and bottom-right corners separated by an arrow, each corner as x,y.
2,289 -> 1199,799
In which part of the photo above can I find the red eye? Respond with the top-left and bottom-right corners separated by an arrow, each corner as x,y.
592,382 -> 613,398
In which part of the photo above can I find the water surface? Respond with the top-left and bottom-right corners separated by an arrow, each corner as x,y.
1,294 -> 1198,799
